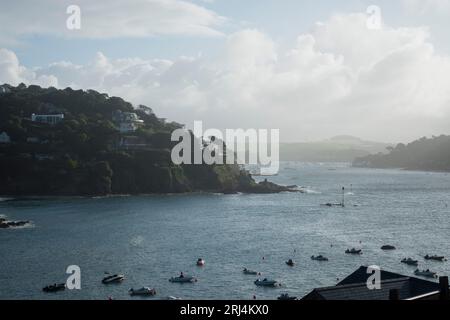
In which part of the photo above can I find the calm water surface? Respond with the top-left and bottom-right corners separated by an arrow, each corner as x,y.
1,163 -> 449,300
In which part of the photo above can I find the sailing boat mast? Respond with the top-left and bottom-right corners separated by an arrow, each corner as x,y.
341,187 -> 345,207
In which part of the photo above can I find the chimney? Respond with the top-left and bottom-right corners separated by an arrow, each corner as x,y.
439,276 -> 449,300
389,289 -> 399,300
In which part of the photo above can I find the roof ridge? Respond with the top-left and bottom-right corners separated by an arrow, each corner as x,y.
316,277 -> 412,291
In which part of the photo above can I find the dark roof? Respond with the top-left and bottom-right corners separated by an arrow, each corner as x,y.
302,266 -> 440,300
337,266 -> 413,286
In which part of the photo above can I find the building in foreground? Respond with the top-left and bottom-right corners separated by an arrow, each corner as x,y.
0,132 -> 11,144
31,113 -> 64,125
302,266 -> 449,300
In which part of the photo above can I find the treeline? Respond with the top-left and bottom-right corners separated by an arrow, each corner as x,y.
0,83 -> 259,195
353,135 -> 450,171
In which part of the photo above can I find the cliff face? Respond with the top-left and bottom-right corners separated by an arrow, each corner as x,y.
0,84 -> 289,196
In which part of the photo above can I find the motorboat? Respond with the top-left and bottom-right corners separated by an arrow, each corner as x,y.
285,259 -> 295,267
196,258 -> 205,266
169,275 -> 197,283
321,203 -> 344,207
129,287 -> 156,296
401,258 -> 419,266
381,245 -> 396,250
277,293 -> 297,300
254,278 -> 279,287
165,296 -> 182,300
311,255 -> 329,261
424,255 -> 446,262
345,248 -> 362,255
414,269 -> 437,278
102,274 -> 125,284
43,283 -> 65,293
243,268 -> 260,275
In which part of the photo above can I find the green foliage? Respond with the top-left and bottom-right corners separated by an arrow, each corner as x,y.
0,83 -> 256,195
353,135 -> 450,171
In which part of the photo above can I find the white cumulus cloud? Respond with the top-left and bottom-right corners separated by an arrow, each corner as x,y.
2,13 -> 450,142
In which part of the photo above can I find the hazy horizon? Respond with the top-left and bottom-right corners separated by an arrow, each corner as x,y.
1,0 -> 450,142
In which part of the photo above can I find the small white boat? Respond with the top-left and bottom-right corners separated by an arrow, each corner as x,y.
414,269 -> 437,278
165,296 -> 182,300
254,279 -> 279,287
129,287 -> 156,296
196,258 -> 205,266
169,275 -> 197,283
243,268 -> 260,275
102,274 -> 125,284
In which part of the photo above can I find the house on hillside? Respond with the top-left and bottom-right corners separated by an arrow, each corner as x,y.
301,266 -> 449,300
112,110 -> 144,133
31,113 -> 64,125
118,136 -> 148,150
0,85 -> 11,94
0,132 -> 11,144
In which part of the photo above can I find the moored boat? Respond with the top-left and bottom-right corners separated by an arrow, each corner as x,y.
254,278 -> 279,287
196,258 -> 205,266
345,248 -> 362,255
414,269 -> 437,278
285,259 -> 295,267
401,258 -> 419,266
129,287 -> 156,296
243,268 -> 260,275
43,283 -> 66,293
277,293 -> 297,300
169,275 -> 197,283
311,255 -> 329,261
424,255 -> 446,262
102,274 -> 125,284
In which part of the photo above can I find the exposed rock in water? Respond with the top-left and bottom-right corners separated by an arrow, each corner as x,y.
238,179 -> 300,194
0,217 -> 31,229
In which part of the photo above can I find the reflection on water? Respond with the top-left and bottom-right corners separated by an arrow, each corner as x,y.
1,163 -> 449,300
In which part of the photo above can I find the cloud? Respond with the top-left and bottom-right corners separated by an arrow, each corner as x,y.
0,0 -> 225,44
402,0 -> 450,15
0,49 -> 58,87
2,13 -> 450,142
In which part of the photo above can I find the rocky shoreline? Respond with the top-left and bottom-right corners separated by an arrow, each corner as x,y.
0,217 -> 31,229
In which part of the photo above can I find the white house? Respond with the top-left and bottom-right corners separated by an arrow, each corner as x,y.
31,113 -> 64,125
0,85 -> 11,94
0,132 -> 11,144
112,110 -> 144,133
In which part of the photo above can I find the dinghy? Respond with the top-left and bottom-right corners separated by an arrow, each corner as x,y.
285,259 -> 295,266
169,275 -> 197,283
102,274 -> 125,284
345,248 -> 362,255
401,258 -> 418,266
43,283 -> 65,293
254,278 -> 279,287
196,258 -> 205,266
129,287 -> 156,296
311,255 -> 329,261
414,269 -> 437,278
243,268 -> 260,275
424,255 -> 446,262
277,293 -> 297,300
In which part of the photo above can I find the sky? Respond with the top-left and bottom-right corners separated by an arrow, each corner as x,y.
1,0 -> 450,143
